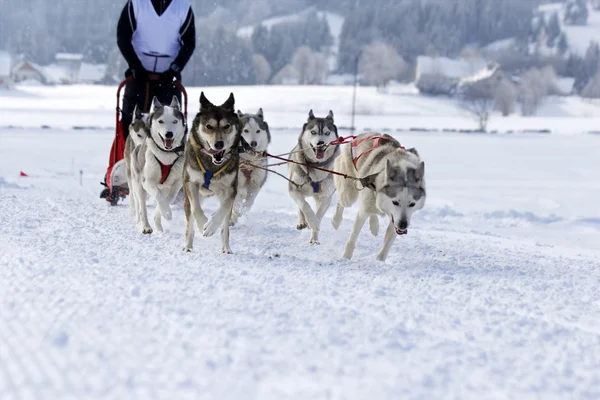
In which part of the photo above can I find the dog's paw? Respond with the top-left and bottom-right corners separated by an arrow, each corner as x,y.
142,227 -> 153,235
202,217 -> 221,237
160,205 -> 173,221
222,248 -> 233,254
296,223 -> 308,230
183,246 -> 193,253
376,253 -> 387,262
309,238 -> 320,245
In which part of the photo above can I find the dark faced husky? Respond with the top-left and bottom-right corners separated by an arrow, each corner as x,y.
125,105 -> 149,221
130,96 -> 187,234
332,133 -> 426,261
183,92 -> 241,253
288,110 -> 340,244
232,108 -> 271,225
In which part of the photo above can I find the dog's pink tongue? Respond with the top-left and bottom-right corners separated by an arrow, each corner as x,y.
316,149 -> 325,159
165,139 -> 173,149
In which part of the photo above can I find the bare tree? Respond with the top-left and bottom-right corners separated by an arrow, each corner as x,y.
494,79 -> 518,116
519,66 -> 557,115
290,46 -> 328,85
359,42 -> 406,91
291,46 -> 314,85
252,54 -> 272,85
463,97 -> 495,132
581,70 -> 600,98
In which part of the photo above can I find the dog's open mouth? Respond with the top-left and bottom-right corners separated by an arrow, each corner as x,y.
162,137 -> 174,150
311,145 -> 326,160
391,217 -> 408,235
395,227 -> 408,235
203,148 -> 226,165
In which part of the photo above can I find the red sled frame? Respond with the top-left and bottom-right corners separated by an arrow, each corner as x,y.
104,76 -> 188,205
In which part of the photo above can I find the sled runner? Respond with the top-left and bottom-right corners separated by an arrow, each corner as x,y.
101,76 -> 188,205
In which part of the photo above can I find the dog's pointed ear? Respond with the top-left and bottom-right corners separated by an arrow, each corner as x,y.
385,159 -> 404,185
406,147 -> 420,157
150,96 -> 162,114
237,110 -> 244,117
257,108 -> 264,119
221,93 -> 235,111
326,110 -> 334,120
170,95 -> 181,110
133,104 -> 142,121
200,92 -> 212,110
308,109 -> 315,120
415,161 -> 425,181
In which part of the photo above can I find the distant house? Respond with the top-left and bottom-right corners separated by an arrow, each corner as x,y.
11,59 -> 48,84
415,55 -> 488,96
457,62 -> 518,99
54,53 -> 84,83
0,50 -> 13,88
78,63 -> 107,84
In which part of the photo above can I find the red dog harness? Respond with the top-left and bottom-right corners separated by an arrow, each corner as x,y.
351,134 -> 391,169
155,156 -> 174,184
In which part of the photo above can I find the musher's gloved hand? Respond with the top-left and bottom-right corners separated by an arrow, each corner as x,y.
125,67 -> 148,82
163,63 -> 182,83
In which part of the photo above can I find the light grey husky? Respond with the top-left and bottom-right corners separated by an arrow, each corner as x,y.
288,110 -> 340,244
232,108 -> 271,225
125,105 -> 149,221
130,96 -> 187,234
332,132 -> 426,261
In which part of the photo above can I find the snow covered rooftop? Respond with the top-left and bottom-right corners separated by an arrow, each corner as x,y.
55,53 -> 83,62
78,63 -> 106,83
416,56 -> 488,80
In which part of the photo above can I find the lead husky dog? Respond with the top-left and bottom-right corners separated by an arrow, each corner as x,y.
288,110 -> 340,244
131,96 -> 187,234
125,105 -> 149,221
183,92 -> 241,253
332,133 -> 426,261
231,108 -> 271,225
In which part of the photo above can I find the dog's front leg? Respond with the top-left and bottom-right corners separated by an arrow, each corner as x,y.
342,210 -> 368,259
187,182 -> 208,234
376,220 -> 397,262
331,202 -> 345,230
290,191 -> 318,232
136,185 -> 153,234
203,190 -> 235,238
154,181 -> 183,233
220,202 -> 234,254
143,179 -> 172,221
310,193 -> 333,244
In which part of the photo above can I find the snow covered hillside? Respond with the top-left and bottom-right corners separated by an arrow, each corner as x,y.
539,1 -> 600,55
0,86 -> 599,398
3,84 -> 600,134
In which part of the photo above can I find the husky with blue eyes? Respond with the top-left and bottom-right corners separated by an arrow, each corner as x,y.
287,110 -> 340,245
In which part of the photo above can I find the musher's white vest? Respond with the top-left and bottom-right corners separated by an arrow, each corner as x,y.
131,0 -> 191,73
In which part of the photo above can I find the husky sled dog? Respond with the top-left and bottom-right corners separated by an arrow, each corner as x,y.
130,96 -> 187,234
332,133 -> 426,261
288,110 -> 340,244
125,105 -> 149,221
231,108 -> 271,225
183,92 -> 241,253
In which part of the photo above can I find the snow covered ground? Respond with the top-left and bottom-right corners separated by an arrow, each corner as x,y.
1,86 -> 600,399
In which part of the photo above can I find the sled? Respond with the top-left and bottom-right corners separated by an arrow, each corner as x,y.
103,76 -> 188,205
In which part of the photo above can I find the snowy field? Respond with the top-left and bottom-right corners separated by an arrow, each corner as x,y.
1,85 -> 600,399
